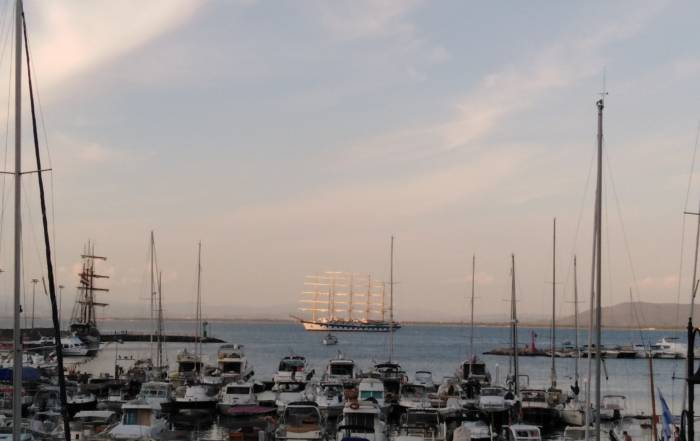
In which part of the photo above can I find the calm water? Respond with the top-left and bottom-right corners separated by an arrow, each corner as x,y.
63,319 -> 689,417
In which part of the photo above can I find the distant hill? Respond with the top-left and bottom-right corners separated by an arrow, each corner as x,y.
559,302 -> 698,329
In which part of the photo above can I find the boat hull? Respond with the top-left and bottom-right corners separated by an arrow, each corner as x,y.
300,320 -> 400,333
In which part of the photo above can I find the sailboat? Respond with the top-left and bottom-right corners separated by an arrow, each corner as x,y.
171,242 -> 218,412
559,256 -> 586,426
69,242 -> 109,356
457,255 -> 491,394
521,220 -> 563,427
294,270 -> 400,332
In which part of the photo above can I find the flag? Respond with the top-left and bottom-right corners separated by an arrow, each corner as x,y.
658,388 -> 673,441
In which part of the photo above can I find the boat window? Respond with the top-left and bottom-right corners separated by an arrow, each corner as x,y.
221,361 -> 242,373
481,388 -> 505,397
226,386 -> 250,395
279,359 -> 305,372
465,363 -> 486,376
330,363 -> 353,377
360,390 -> 384,400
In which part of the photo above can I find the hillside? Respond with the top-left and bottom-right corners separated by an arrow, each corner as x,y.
559,302 -> 697,329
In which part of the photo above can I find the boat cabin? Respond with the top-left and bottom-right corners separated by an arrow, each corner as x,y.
276,402 -> 324,441
502,425 -> 541,441
358,378 -> 385,406
397,409 -> 446,441
327,358 -> 356,382
460,359 -> 491,385
275,355 -> 311,383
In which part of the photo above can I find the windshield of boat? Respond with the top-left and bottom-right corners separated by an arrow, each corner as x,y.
122,409 -> 152,426
401,385 -> 426,399
221,361 -> 242,373
405,411 -> 439,427
226,386 -> 250,395
464,363 -> 486,376
330,363 -> 354,377
415,372 -> 432,382
284,406 -> 320,428
141,386 -> 168,398
279,359 -> 305,372
481,388 -> 505,397
360,390 -> 384,400
179,361 -> 201,373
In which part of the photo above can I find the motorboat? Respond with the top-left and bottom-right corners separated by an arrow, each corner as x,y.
275,401 -> 325,441
170,349 -> 203,384
478,386 -> 512,413
520,388 -> 559,427
398,383 -> 429,409
395,408 -> 446,441
274,355 -> 314,384
108,399 -> 168,440
313,380 -> 345,417
70,410 -> 119,440
453,420 -> 492,441
599,395 -> 626,421
217,344 -> 254,383
358,378 -> 385,408
322,334 -> 338,345
414,371 -> 436,392
457,357 -> 491,386
431,377 -> 467,409
136,381 -> 174,410
97,383 -> 128,412
274,381 -> 312,411
172,382 -> 219,411
500,424 -> 541,441
335,399 -> 386,441
654,337 -> 686,359
217,381 -> 265,414
365,362 -> 407,402
323,355 -> 357,385
60,336 -> 90,357
30,384 -> 97,417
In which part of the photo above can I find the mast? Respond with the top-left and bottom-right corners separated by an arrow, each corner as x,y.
551,218 -> 557,389
365,275 -> 371,321
389,235 -> 395,362
348,274 -> 354,321
573,255 -> 580,394
683,199 -> 700,412
12,0 -> 23,437
150,231 -> 155,362
23,8 -> 71,438
196,241 -> 202,369
156,272 -> 163,369
593,97 -> 605,441
511,254 -> 519,396
470,254 -> 475,358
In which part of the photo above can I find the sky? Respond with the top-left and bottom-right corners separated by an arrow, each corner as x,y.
0,0 -> 699,322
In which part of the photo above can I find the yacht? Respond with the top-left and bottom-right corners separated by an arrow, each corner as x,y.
275,401 -> 325,441
454,420 -> 492,441
500,424 -> 541,441
323,355 -> 357,385
398,383 -> 429,409
171,349 -> 203,384
313,380 -> 345,417
70,410 -> 119,441
322,334 -> 338,345
365,362 -> 407,402
395,408 -> 446,441
478,386 -> 512,414
217,344 -> 254,383
109,399 -> 168,440
457,357 -> 491,386
136,381 -> 174,410
654,337 -> 687,359
414,371 -> 436,392
520,388 -> 558,427
218,381 -> 271,417
173,383 -> 218,411
274,355 -> 314,383
358,378 -> 385,407
336,399 -> 386,441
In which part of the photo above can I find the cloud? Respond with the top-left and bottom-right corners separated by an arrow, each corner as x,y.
25,0 -> 204,90
314,0 -> 421,41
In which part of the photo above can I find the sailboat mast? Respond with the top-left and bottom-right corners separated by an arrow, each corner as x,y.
389,235 -> 394,362
150,231 -> 155,362
594,97 -> 605,441
511,254 -> 519,396
157,272 -> 163,368
12,0 -> 23,438
196,241 -> 202,364
682,200 -> 700,412
470,254 -> 475,358
573,255 -> 579,390
551,218 -> 557,389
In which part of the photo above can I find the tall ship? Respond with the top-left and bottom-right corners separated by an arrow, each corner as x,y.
293,271 -> 400,332
69,242 -> 109,355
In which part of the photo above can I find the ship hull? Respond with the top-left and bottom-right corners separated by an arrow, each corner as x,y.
300,319 -> 400,332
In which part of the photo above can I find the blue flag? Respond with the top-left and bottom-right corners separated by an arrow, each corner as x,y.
658,388 -> 673,441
